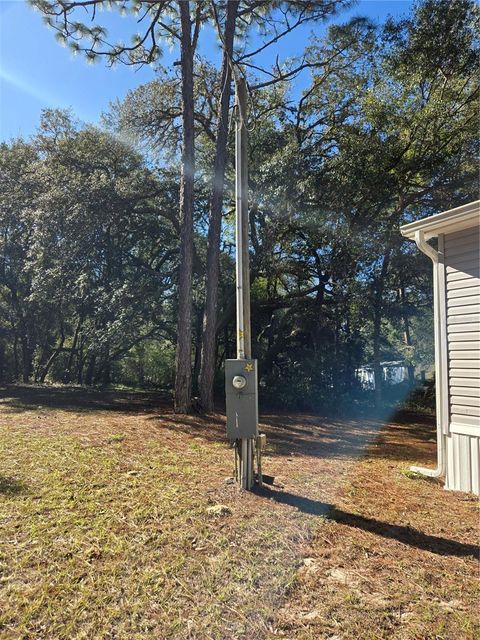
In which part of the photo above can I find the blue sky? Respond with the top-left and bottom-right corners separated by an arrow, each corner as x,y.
0,1 -> 412,142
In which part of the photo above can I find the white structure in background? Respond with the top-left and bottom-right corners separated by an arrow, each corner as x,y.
401,201 -> 480,494
356,361 -> 410,390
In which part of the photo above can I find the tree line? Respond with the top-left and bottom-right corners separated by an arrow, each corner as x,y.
1,0 -> 478,413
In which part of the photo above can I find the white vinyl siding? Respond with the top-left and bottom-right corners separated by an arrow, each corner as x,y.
445,227 -> 480,434
445,432 -> 480,494
400,202 -> 480,493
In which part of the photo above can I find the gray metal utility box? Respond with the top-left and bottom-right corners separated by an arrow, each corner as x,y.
225,359 -> 259,442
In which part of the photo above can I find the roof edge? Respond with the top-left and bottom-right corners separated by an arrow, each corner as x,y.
400,200 -> 480,240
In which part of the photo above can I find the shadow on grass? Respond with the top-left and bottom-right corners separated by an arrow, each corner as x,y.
331,507 -> 480,560
149,410 -> 436,464
255,485 -> 331,516
0,384 -> 169,414
256,487 -> 479,560
0,476 -> 27,495
0,385 -> 437,464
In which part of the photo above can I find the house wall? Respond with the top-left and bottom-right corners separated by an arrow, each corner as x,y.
444,225 -> 480,493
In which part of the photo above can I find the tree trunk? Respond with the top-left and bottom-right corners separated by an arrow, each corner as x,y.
77,339 -> 85,384
34,334 -> 51,382
174,1 -> 195,413
21,335 -> 33,383
0,342 -> 5,383
372,304 -> 383,407
64,315 -> 82,383
373,249 -> 391,408
39,320 -> 66,382
137,342 -> 145,387
400,285 -> 415,382
192,305 -> 203,396
401,287 -> 412,346
39,343 -> 64,383
198,0 -> 238,411
85,355 -> 96,386
102,361 -> 111,387
13,333 -> 19,380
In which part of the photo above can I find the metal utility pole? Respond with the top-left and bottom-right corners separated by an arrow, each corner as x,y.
236,76 -> 253,490
224,75 -> 261,490
235,77 -> 251,363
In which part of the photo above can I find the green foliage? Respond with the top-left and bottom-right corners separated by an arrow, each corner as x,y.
0,110 -> 178,385
117,340 -> 176,388
401,469 -> 425,480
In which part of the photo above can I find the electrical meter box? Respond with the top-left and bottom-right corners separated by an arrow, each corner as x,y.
225,359 -> 259,442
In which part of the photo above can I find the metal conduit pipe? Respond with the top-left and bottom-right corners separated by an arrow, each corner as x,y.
410,230 -> 446,478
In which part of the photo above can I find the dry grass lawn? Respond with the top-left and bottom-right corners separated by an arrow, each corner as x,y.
271,418 -> 479,639
0,386 -> 478,640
